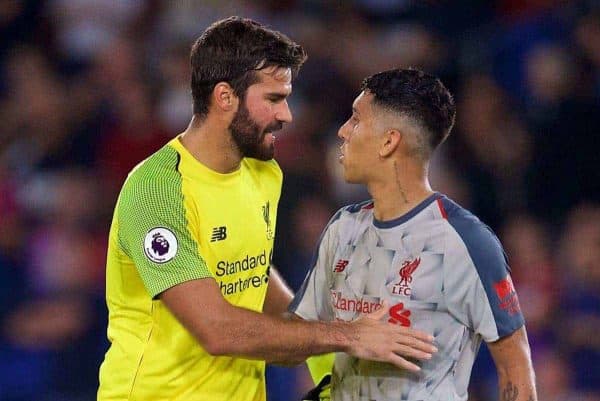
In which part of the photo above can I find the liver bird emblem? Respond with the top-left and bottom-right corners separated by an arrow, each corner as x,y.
398,257 -> 421,285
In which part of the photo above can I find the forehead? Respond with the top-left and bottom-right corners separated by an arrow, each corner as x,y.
252,66 -> 292,93
352,91 -> 374,113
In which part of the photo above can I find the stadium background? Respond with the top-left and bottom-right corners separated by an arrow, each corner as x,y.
0,1 -> 599,400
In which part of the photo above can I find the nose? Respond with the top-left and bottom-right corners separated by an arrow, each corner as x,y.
338,121 -> 349,140
276,100 -> 293,123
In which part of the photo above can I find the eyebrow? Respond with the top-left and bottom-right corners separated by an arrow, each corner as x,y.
352,106 -> 360,115
266,91 -> 291,99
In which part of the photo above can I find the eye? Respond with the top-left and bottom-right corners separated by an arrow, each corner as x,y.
267,95 -> 285,104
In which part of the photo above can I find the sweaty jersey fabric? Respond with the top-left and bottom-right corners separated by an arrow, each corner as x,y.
98,137 -> 282,401
290,193 -> 525,401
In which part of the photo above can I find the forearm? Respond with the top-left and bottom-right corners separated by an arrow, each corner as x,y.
489,327 -> 537,401
262,265 -> 294,316
266,313 -> 314,365
497,365 -> 537,401
260,266 -> 311,363
202,304 -> 350,361
161,278 -> 437,370
162,278 -> 348,361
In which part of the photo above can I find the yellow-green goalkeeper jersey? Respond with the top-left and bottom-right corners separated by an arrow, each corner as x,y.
98,137 -> 282,401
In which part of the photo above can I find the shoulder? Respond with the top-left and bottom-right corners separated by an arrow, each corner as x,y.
313,200 -> 373,240
320,200 -> 374,238
438,196 -> 507,272
344,199 -> 374,213
125,144 -> 181,185
439,196 -> 502,249
119,144 -> 184,208
327,199 -> 373,225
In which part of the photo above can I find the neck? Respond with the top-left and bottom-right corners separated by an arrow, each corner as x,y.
179,115 -> 242,173
367,158 -> 434,222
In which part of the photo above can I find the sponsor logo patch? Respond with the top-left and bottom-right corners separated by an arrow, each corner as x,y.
210,226 -> 227,242
494,275 -> 521,315
216,250 -> 270,296
331,291 -> 382,315
144,227 -> 178,263
333,259 -> 349,273
388,302 -> 412,327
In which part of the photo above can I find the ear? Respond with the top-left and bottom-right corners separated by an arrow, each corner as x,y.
212,82 -> 239,112
379,129 -> 402,158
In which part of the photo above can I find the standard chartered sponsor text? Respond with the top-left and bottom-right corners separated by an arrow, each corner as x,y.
216,250 -> 268,295
331,291 -> 382,314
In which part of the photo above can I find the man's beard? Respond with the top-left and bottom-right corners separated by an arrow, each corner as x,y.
229,102 -> 281,161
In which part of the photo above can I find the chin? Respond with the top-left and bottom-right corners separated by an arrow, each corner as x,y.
260,144 -> 275,160
343,172 -> 360,184
249,146 -> 275,161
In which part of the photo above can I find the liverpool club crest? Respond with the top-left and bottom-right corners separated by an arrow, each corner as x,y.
262,201 -> 274,240
391,257 -> 421,296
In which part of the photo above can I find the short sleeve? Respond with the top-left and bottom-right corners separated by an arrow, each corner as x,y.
288,210 -> 342,321
443,217 -> 525,342
117,150 -> 211,298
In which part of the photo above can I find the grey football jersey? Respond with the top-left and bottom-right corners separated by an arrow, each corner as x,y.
290,193 -> 524,401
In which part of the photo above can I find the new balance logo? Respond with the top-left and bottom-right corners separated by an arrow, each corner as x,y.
333,259 -> 349,273
210,226 -> 227,242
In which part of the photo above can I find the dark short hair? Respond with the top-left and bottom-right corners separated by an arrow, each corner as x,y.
361,68 -> 456,156
190,16 -> 307,117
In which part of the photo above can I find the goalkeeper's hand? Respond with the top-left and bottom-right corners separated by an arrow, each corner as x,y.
301,374 -> 331,401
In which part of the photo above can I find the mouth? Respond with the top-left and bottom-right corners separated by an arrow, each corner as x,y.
263,123 -> 282,138
263,131 -> 276,144
339,144 -> 345,163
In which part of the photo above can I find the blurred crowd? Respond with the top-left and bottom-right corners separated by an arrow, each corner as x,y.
0,1 -> 599,400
